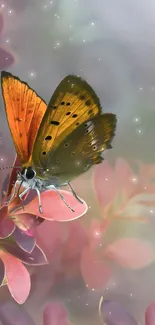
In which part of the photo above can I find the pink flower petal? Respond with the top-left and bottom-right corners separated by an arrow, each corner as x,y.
145,302 -> 155,325
13,227 -> 36,253
10,212 -> 42,232
0,206 -> 15,238
0,218 -> 15,239
93,161 -> 117,207
15,190 -> 88,221
115,158 -> 137,196
104,238 -> 155,269
61,222 -> 89,261
80,246 -> 111,289
43,302 -> 69,325
0,252 -> 30,304
0,241 -> 47,265
0,48 -> 15,70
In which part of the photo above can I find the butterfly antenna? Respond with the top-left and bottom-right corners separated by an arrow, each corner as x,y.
0,166 -> 21,170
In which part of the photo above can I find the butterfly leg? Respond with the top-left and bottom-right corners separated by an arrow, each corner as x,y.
53,186 -> 75,212
19,187 -> 31,211
19,187 -> 30,199
34,188 -> 43,214
67,182 -> 83,204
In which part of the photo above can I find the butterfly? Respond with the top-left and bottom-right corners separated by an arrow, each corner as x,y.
1,71 -> 117,213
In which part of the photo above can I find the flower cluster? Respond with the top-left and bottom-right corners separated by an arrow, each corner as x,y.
0,156 -> 155,305
0,156 -> 88,303
33,158 -> 155,293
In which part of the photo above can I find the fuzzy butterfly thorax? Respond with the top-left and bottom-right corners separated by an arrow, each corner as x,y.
1,71 -> 117,213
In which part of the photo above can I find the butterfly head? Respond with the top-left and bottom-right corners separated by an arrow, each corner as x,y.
21,166 -> 36,180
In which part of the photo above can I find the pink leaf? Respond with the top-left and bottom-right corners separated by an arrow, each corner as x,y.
80,246 -> 111,289
10,212 -> 42,232
14,190 -> 88,221
145,302 -> 155,325
115,158 -> 137,196
104,238 -> 155,269
0,252 -> 31,304
0,206 -> 15,238
0,48 -> 15,70
43,302 -> 69,325
93,161 -> 117,207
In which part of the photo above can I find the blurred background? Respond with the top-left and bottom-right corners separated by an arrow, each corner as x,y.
0,0 -> 155,324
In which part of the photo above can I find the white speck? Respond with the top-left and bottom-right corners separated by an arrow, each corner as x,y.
54,13 -> 60,19
8,9 -> 13,15
134,116 -> 140,123
136,128 -> 143,135
78,296 -> 80,298
105,178 -> 108,181
130,293 -> 133,297
6,39 -> 10,43
29,257 -> 34,260
86,284 -> 88,287
150,210 -> 153,214
92,288 -> 95,291
86,303 -> 88,306
29,71 -> 36,78
5,57 -> 8,60
1,4 -> 4,8
83,39 -> 86,43
139,87 -> 143,90
0,158 -> 3,161
100,243 -> 102,247
98,58 -> 101,61
91,22 -> 95,26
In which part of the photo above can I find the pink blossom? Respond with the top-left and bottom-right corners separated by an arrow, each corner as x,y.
93,158 -> 155,223
0,238 -> 47,304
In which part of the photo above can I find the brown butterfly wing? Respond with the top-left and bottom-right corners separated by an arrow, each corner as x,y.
1,71 -> 47,167
35,113 -> 117,183
32,75 -> 102,170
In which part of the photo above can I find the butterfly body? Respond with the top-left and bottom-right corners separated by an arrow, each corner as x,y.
1,71 -> 117,213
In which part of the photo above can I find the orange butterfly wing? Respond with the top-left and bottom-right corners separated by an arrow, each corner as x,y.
1,71 -> 47,167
